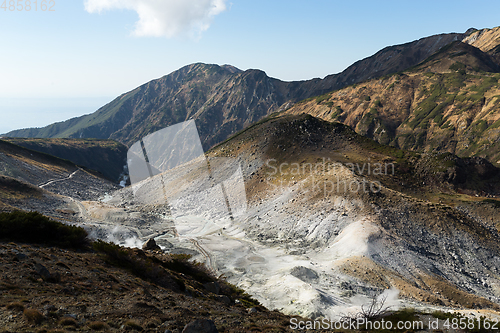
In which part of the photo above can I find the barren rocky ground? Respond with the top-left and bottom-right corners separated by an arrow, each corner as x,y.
0,241 -> 313,333
2,115 -> 500,332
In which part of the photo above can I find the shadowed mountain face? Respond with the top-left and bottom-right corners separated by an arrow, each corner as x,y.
0,139 -> 118,216
4,31 -> 469,150
2,138 -> 128,182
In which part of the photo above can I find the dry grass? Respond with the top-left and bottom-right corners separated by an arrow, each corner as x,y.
88,321 -> 108,331
59,317 -> 79,327
23,308 -> 44,325
124,319 -> 143,331
6,301 -> 25,311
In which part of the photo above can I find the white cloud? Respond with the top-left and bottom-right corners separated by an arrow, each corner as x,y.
84,0 -> 227,38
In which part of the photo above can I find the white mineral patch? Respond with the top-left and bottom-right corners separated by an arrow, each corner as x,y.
327,218 -> 380,259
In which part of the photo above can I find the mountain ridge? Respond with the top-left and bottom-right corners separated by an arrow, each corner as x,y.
283,39 -> 500,164
4,30 -> 473,150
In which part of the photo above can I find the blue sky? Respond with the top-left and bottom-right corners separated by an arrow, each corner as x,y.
1,0 -> 499,134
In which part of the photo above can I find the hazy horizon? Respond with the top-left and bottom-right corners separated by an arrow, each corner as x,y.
0,97 -> 114,134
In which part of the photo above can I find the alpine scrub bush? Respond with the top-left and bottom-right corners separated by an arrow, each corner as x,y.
0,211 -> 88,249
23,308 -> 44,325
6,302 -> 25,311
88,321 -> 108,330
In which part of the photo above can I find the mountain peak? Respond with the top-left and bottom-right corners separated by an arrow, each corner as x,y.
463,26 -> 500,52
221,64 -> 242,73
6,28 -> 497,153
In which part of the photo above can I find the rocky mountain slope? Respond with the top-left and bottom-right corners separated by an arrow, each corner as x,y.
0,139 -> 118,218
464,26 -> 500,53
2,138 -> 128,182
84,113 -> 500,320
4,31 -> 471,150
0,211 -> 315,333
204,114 -> 500,314
284,35 -> 500,164
2,112 -> 500,325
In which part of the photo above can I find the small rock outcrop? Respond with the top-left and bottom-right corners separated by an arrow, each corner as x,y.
182,319 -> 218,333
203,281 -> 221,295
34,263 -> 60,283
142,238 -> 161,251
290,266 -> 319,282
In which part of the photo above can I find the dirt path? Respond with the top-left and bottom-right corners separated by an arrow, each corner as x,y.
190,238 -> 216,274
38,169 -> 80,188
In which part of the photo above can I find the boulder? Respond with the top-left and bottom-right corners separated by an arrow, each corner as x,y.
203,281 -> 221,295
34,263 -> 60,282
182,319 -> 218,333
290,266 -> 319,282
216,295 -> 231,305
142,238 -> 161,251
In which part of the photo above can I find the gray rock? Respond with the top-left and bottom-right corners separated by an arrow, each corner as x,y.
15,253 -> 28,261
157,239 -> 174,249
42,304 -> 56,316
203,281 -> 221,295
142,238 -> 161,251
34,263 -> 52,281
216,295 -> 231,305
182,319 -> 218,333
290,266 -> 319,282
247,307 -> 258,313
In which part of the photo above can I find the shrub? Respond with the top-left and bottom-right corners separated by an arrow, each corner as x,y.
162,253 -> 214,284
315,94 -> 330,104
432,310 -> 456,320
449,62 -> 466,72
93,240 -> 187,291
0,211 -> 88,249
6,302 -> 25,311
24,308 -> 44,325
60,317 -> 78,327
88,321 -> 108,331
124,320 -> 143,331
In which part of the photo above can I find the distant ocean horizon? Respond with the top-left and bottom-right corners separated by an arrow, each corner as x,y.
0,97 -> 114,135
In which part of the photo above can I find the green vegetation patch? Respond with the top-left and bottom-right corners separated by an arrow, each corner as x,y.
449,62 -> 466,72
315,93 -> 331,104
92,240 -> 261,306
93,240 -> 189,291
331,106 -> 343,119
482,198 -> 500,208
410,77 -> 458,130
469,120 -> 488,137
0,211 -> 88,249
469,76 -> 498,101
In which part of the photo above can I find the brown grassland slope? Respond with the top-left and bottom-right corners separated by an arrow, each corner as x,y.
284,39 -> 500,165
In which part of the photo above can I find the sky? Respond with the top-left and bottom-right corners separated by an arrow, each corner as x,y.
1,0 -> 499,134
